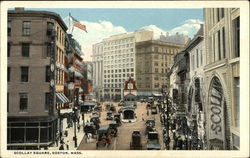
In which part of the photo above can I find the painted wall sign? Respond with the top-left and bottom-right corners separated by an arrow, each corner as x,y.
208,77 -> 225,149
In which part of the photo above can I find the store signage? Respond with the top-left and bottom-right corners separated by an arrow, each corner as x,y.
208,77 -> 225,149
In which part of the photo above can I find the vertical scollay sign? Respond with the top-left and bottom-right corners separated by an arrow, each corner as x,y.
208,77 -> 225,149
49,30 -> 56,115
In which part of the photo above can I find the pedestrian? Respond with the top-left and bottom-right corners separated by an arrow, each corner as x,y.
59,144 -> 64,150
77,124 -> 80,132
55,138 -> 58,147
142,114 -> 144,121
147,110 -> 149,116
66,141 -> 69,150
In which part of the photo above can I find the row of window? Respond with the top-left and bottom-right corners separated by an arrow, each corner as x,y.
104,44 -> 134,50
8,66 -> 64,86
104,58 -> 133,64
138,47 -> 179,54
7,42 -> 65,60
104,38 -> 134,46
104,84 -> 124,88
104,49 -> 134,60
104,68 -> 134,74
7,92 -> 50,112
104,74 -> 134,81
207,8 -> 225,29
104,63 -> 134,69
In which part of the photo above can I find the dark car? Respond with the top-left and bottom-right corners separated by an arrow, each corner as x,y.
109,121 -> 118,137
151,106 -> 157,114
130,130 -> 142,150
106,111 -> 113,120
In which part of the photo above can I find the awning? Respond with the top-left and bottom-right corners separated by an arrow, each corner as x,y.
56,93 -> 70,103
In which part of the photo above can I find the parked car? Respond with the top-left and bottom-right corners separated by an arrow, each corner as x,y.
151,106 -> 157,114
109,121 -> 118,137
130,130 -> 142,150
106,111 -> 113,120
147,131 -> 161,150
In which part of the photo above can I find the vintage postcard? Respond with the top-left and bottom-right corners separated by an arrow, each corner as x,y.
0,1 -> 249,158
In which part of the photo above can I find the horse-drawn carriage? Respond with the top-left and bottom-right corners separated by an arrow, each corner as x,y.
130,130 -> 142,150
96,126 -> 112,149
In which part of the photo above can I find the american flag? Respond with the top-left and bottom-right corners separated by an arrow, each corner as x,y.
70,15 -> 87,33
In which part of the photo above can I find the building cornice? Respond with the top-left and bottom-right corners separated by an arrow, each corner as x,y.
8,10 -> 68,31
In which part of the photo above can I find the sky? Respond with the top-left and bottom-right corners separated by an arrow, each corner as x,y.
28,8 -> 203,61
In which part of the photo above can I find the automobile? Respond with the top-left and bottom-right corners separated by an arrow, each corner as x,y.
84,122 -> 96,135
151,106 -> 157,114
130,130 -> 142,150
109,121 -> 118,137
109,105 -> 116,112
140,98 -> 146,103
147,131 -> 161,150
114,113 -> 121,126
146,118 -> 156,126
106,111 -> 113,120
96,126 -> 112,148
90,114 -> 100,124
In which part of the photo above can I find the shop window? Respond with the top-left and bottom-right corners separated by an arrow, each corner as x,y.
11,128 -> 25,143
26,128 -> 38,143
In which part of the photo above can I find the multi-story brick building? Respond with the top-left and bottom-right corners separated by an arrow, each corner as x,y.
204,8 -> 240,150
7,8 -> 68,149
135,40 -> 185,97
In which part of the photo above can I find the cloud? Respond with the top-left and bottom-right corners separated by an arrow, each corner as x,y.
64,17 -> 127,61
64,17 -> 203,61
141,19 -> 203,39
140,25 -> 166,40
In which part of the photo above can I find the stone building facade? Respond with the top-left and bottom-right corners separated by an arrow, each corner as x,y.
92,42 -> 104,101
204,8 -> 240,150
185,24 -> 206,149
135,40 -> 185,97
101,30 -> 153,101
7,8 -> 68,149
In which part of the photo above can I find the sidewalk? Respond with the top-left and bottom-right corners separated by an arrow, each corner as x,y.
48,108 -> 90,150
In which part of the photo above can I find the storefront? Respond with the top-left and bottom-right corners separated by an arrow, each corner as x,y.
7,116 -> 58,150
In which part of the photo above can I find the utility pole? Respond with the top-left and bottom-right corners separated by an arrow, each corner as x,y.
73,88 -> 79,148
